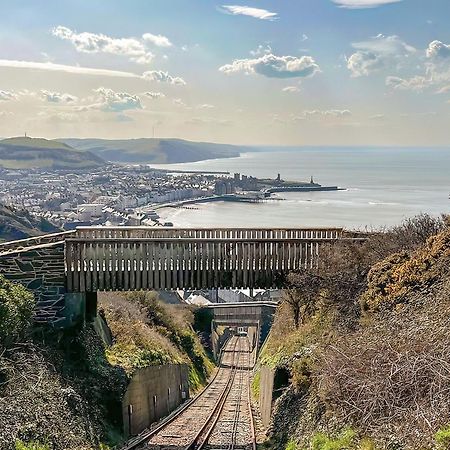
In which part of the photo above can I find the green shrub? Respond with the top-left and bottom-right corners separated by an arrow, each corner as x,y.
285,440 -> 298,450
15,441 -> 50,450
251,371 -> 260,399
311,428 -> 356,450
291,356 -> 312,393
435,424 -> 450,449
0,275 -> 35,348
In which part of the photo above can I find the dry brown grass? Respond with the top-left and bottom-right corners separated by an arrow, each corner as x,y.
316,281 -> 450,449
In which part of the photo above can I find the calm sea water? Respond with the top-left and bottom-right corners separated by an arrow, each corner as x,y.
151,148 -> 450,229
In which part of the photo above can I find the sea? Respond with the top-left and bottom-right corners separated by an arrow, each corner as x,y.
150,147 -> 450,230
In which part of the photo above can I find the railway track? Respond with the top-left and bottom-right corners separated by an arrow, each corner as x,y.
122,335 -> 256,450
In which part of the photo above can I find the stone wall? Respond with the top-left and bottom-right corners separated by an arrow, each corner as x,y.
122,364 -> 190,437
0,243 -> 66,324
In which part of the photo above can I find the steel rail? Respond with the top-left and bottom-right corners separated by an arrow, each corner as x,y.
120,337 -> 234,450
186,337 -> 242,450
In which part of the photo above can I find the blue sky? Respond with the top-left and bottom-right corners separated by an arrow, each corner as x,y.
0,0 -> 449,145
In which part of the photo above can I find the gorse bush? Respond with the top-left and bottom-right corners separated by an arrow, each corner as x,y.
15,441 -> 50,450
0,274 -> 35,348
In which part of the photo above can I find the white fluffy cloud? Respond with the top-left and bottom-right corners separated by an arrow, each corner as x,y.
143,70 -> 186,85
383,40 -> 450,94
41,90 -> 78,103
219,54 -> 320,79
347,35 -> 415,77
0,90 -> 16,101
52,26 -> 172,64
142,33 -> 172,48
332,0 -> 402,8
426,40 -> 450,60
220,5 -> 278,20
87,88 -> 143,112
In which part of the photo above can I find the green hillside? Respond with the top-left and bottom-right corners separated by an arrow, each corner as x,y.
0,203 -> 60,242
0,137 -> 105,170
60,137 -> 244,164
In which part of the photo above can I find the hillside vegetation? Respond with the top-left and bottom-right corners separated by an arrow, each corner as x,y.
99,291 -> 214,392
0,285 -> 213,449
0,203 -> 59,242
61,137 -> 243,164
257,214 -> 450,450
0,137 -> 104,170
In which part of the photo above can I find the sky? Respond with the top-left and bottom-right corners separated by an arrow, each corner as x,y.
0,0 -> 449,146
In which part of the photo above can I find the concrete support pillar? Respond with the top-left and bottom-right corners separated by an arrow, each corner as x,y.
63,292 -> 86,327
86,291 -> 98,322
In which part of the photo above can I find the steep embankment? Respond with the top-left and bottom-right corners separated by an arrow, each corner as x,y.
0,287 -> 213,449
0,203 -> 59,241
61,137 -> 243,164
256,216 -> 450,450
0,137 -> 104,170
99,291 -> 214,392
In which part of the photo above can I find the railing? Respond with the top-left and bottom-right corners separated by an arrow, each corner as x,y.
74,226 -> 344,240
65,227 -> 355,291
0,231 -> 75,256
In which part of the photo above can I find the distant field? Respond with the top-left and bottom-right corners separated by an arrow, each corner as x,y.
0,137 -> 104,170
61,137 -> 245,164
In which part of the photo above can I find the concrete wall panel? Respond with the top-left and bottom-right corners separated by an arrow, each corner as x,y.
122,364 -> 190,437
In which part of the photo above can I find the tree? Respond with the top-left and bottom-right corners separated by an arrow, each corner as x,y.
284,270 -> 323,328
0,275 -> 35,348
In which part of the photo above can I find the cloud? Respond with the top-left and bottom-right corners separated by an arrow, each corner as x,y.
219,54 -> 320,79
347,35 -> 415,77
52,26 -> 154,64
220,5 -> 278,20
142,33 -> 172,48
0,59 -> 141,78
144,92 -> 166,99
282,86 -> 301,93
250,44 -> 272,57
332,0 -> 402,8
41,90 -> 78,103
386,75 -> 428,91
86,88 -> 143,112
0,60 -> 185,87
302,109 -> 352,118
0,90 -> 16,101
198,104 -> 215,109
437,85 -> 450,94
352,34 -> 415,55
172,98 -> 191,109
185,117 -> 233,126
369,114 -> 386,120
143,70 -> 186,85
426,40 -> 450,60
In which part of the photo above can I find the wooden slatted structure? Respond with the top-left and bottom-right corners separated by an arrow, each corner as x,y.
65,227 -> 356,292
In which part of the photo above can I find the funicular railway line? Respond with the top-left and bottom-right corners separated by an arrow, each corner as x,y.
124,336 -> 256,450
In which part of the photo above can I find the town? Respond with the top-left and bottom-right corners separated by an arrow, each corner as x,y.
0,164 -> 334,230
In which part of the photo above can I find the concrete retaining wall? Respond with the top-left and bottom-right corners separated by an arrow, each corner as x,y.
122,364 -> 190,437
259,365 -> 275,429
